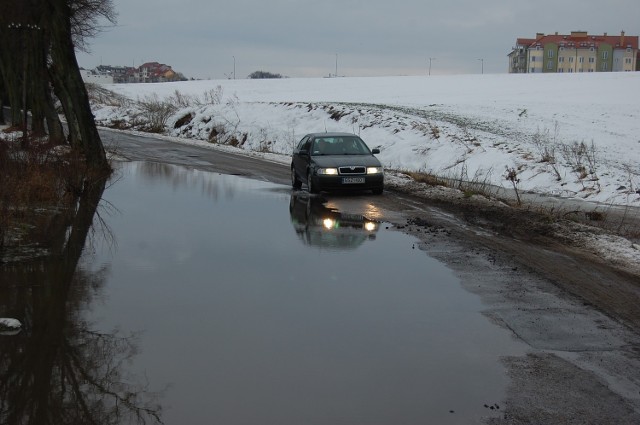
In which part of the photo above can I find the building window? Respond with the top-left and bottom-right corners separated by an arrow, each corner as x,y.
579,57 -> 584,63
569,57 -> 574,63
559,57 -> 565,63
547,62 -> 553,70
548,50 -> 554,58
602,62 -> 608,71
602,51 -> 609,60
589,57 -> 595,63
531,56 -> 536,62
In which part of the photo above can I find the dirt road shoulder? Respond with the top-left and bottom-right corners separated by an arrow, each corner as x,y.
381,177 -> 640,424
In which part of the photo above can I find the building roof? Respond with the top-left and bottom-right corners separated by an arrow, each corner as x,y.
522,31 -> 638,50
516,38 -> 537,46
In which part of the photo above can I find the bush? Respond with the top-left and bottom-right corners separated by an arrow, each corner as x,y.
136,94 -> 177,133
248,70 -> 283,79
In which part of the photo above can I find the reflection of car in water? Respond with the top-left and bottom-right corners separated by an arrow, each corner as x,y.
289,192 -> 379,250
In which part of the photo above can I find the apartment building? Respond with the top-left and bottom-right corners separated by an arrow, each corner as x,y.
508,31 -> 638,73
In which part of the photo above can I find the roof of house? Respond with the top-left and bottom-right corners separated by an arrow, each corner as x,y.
516,38 -> 537,46
519,32 -> 638,51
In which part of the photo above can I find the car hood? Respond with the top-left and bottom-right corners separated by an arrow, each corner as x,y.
312,155 -> 382,168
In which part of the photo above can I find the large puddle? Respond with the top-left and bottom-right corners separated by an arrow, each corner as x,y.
1,161 -> 525,424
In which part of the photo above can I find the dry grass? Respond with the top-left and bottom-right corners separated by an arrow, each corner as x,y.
402,167 -> 640,243
404,171 -> 448,187
0,131 -> 111,254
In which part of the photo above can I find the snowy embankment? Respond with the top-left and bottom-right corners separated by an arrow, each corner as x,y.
92,72 -> 640,207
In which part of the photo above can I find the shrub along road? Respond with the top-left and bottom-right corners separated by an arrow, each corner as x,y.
102,127 -> 640,424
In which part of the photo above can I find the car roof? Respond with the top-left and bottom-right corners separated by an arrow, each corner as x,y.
306,132 -> 359,139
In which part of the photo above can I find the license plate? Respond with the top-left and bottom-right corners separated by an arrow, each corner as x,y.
342,177 -> 365,184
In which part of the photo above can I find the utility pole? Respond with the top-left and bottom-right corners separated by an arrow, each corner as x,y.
428,57 -> 436,76
335,53 -> 338,77
478,58 -> 484,74
233,56 -> 236,79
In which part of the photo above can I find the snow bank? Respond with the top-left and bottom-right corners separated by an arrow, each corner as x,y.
93,72 -> 640,206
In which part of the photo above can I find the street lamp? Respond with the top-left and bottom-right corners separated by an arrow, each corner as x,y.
478,58 -> 484,74
428,57 -> 436,76
233,56 -> 236,79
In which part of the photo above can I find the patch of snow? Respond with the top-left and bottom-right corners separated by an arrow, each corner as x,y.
0,318 -> 22,330
565,230 -> 640,276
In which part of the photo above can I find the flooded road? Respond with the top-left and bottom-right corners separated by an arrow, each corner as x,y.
1,161 -> 526,424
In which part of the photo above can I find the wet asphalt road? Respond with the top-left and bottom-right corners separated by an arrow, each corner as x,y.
101,128 -> 640,424
100,128 -> 409,222
102,129 -> 291,185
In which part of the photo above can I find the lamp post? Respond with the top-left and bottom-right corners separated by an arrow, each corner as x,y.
233,56 -> 236,79
478,58 -> 484,74
428,57 -> 436,76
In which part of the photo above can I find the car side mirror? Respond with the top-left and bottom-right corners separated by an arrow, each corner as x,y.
372,148 -> 380,154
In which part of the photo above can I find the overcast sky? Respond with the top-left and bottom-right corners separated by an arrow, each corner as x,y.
76,0 -> 640,79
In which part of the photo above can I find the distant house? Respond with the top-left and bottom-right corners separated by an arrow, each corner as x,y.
137,62 -> 177,83
81,62 -> 182,84
508,31 -> 639,73
80,68 -> 114,84
96,65 -> 137,83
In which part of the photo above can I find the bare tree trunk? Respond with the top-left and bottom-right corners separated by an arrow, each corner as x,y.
0,79 -> 5,125
43,85 -> 65,144
31,28 -> 65,143
0,32 -> 25,127
1,0 -> 113,155
47,0 -> 107,168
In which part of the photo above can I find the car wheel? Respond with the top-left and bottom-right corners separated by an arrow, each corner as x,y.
372,187 -> 383,195
291,167 -> 302,189
307,170 -> 319,194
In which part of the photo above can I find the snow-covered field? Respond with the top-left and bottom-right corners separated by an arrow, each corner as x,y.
93,72 -> 640,206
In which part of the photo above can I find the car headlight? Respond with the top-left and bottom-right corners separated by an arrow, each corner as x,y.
317,168 -> 338,175
366,167 -> 383,174
364,221 -> 378,232
323,218 -> 336,229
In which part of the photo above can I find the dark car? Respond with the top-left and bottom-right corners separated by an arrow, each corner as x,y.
291,132 -> 384,194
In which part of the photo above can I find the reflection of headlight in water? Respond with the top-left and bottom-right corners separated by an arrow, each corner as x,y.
323,218 -> 336,229
364,222 -> 377,232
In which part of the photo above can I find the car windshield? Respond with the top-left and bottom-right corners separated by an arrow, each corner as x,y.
311,136 -> 371,156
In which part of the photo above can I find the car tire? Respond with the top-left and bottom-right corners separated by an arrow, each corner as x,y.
291,167 -> 302,189
307,170 -> 319,194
